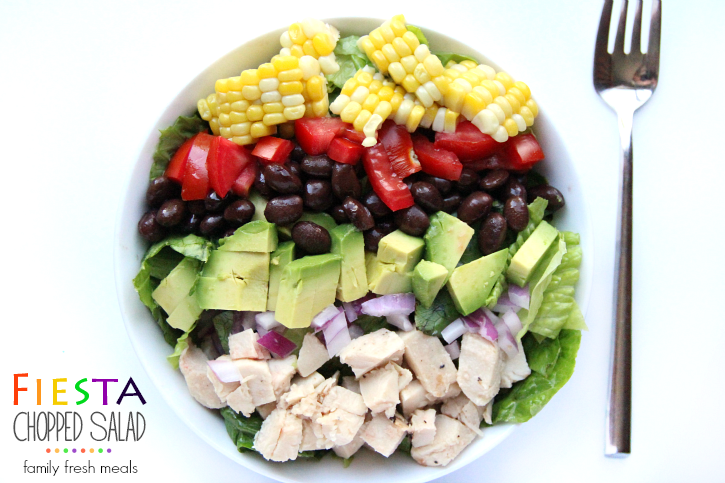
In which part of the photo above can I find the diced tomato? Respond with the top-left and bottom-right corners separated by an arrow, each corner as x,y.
181,132 -> 214,200
339,124 -> 366,144
164,135 -> 196,183
433,121 -> 503,162
251,136 -> 295,164
207,137 -> 254,197
327,137 -> 364,165
412,134 -> 463,181
231,161 -> 258,197
295,117 -> 346,155
504,133 -> 545,169
379,121 -> 421,179
362,144 -> 414,212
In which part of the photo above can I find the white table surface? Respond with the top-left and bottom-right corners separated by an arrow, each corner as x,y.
3,1 -> 724,482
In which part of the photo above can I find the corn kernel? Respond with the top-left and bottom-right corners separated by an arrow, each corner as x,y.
250,122 -> 276,138
432,76 -> 450,97
360,37 -> 376,58
340,101 -> 362,123
390,91 -> 404,112
219,103 -> 231,114
443,82 -> 466,113
423,81 -> 442,102
227,91 -> 244,102
369,30 -> 386,49
319,53 -> 339,76
453,78 -> 473,93
279,121 -> 295,139
402,31 -> 420,52
259,78 -> 280,93
272,55 -> 298,72
350,86 -> 370,104
282,94 -> 305,107
444,109 -> 459,133
263,113 -> 286,125
459,60 -> 477,70
382,44 -> 401,63
246,105 -> 264,122
242,85 -> 262,101
219,113 -> 231,127
240,69 -> 259,85
288,23 -> 307,44
377,86 -> 395,102
494,96 -> 513,118
373,101 -> 392,119
230,122 -> 251,136
391,19 -> 408,37
519,106 -> 535,126
341,78 -> 358,96
388,62 -> 407,84
486,103 -> 505,123
310,99 -> 328,117
472,85 -> 493,105
371,51 -> 389,73
415,86 -> 434,108
362,94 -> 380,112
507,87 -> 526,105
503,118 -> 518,137
368,79 -> 383,94
329,94 -> 350,115
413,63 -> 431,84
420,105 -> 437,129
443,68 -> 461,80
227,77 -> 243,91
414,43 -> 430,62
479,80 -> 499,100
475,64 -> 496,80
526,98 -> 538,117
493,80 -> 506,96
231,100 -> 250,112
209,119 -> 220,135
230,111 -> 248,123
258,63 -> 276,79
284,105 -> 306,120
392,37 -> 412,57
379,25 -> 395,43
277,68 -> 302,82
402,75 -> 420,93
263,102 -> 284,114
219,127 -> 231,138
231,135 -> 254,146
472,109 -> 499,135
512,114 -> 526,132
312,32 -> 335,56
278,81 -> 302,96
306,76 -> 326,101
280,31 -> 293,49
394,98 -> 414,125
290,45 -> 305,58
300,40 -> 315,57
504,93 -> 521,113
356,71 -> 373,88
461,91 -> 487,120
198,99 -> 211,120
353,110 -> 372,132
496,72 -> 514,90
401,55 -> 418,74
405,104 -> 425,132
215,78 -> 230,93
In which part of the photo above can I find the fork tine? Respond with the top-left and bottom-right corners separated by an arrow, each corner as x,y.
613,0 -> 629,53
647,0 -> 661,69
596,0 -> 614,58
631,0 -> 643,53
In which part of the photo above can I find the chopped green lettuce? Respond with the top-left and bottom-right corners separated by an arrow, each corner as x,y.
149,114 -> 209,179
212,311 -> 234,354
167,328 -> 193,369
283,328 -> 310,356
326,35 -> 373,90
492,329 -> 581,424
297,450 -> 329,460
434,52 -> 479,66
355,314 -> 388,334
415,289 -> 459,337
220,407 -> 264,452
406,25 -> 429,46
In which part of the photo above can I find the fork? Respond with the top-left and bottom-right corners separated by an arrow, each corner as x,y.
593,0 -> 660,457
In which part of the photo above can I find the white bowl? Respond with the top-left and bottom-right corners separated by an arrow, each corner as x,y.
114,17 -> 593,483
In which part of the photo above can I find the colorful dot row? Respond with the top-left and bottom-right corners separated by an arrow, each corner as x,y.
46,448 -> 111,454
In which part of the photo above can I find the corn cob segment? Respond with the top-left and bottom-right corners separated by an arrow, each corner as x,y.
280,19 -> 341,76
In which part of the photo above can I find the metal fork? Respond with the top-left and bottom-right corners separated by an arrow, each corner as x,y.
594,0 -> 660,457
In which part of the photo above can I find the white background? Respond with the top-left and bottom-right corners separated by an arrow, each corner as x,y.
2,0 -> 724,482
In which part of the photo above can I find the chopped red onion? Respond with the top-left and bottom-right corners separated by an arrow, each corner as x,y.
342,302 -> 358,322
495,321 -> 518,358
255,312 -> 282,331
464,309 -> 498,342
323,311 -> 348,343
311,304 -> 343,332
492,293 -> 520,313
501,310 -> 523,336
444,340 -> 460,360
257,331 -> 297,358
361,293 -> 416,317
441,318 -> 468,344
207,359 -> 241,383
386,313 -> 414,331
323,312 -> 351,357
508,284 -> 530,310
348,323 -> 364,339
482,307 -> 500,325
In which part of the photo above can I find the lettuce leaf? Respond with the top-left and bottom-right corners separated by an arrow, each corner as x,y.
434,52 -> 479,67
167,329 -> 193,369
213,311 -> 234,354
415,289 -> 460,337
492,329 -> 581,423
149,114 -> 209,179
326,35 -> 373,90
356,314 -> 388,334
220,407 -> 263,452
406,25 -> 429,46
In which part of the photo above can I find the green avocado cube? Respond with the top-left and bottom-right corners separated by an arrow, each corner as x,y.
196,276 -> 268,312
507,221 -> 559,287
167,294 -> 202,332
366,251 -> 413,295
378,230 -> 426,273
219,220 -> 278,253
249,189 -> 268,222
202,250 -> 270,281
275,254 -> 342,328
424,212 -> 475,279
412,260 -> 449,308
447,248 -> 508,315
330,224 -> 368,302
267,241 -> 295,311
152,257 -> 202,315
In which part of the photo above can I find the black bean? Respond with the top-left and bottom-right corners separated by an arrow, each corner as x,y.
205,191 -> 230,213
457,191 -> 493,224
264,195 -> 303,225
394,204 -> 430,236
332,163 -> 362,200
329,204 -> 349,224
222,227 -> 237,239
363,191 -> 392,218
503,178 -> 527,200
419,174 -> 453,195
199,213 -> 226,236
187,199 -> 206,215
285,160 -> 303,179
177,212 -> 202,234
146,176 -> 179,207
342,197 -> 375,231
254,167 -> 276,197
263,164 -> 303,194
138,211 -> 167,242
455,168 -> 480,195
292,222 -> 331,255
354,159 -> 366,178
479,169 -> 510,192
304,179 -> 334,212
528,185 -> 566,212
478,213 -> 508,255
224,199 -> 255,226
410,182 -> 444,213
156,199 -> 186,227
376,218 -> 396,233
504,196 -> 529,232
442,192 -> 463,213
300,155 -> 333,178
290,144 -> 306,162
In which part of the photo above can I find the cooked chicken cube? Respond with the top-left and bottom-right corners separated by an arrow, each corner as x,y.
425,381 -> 462,404
256,401 -> 276,420
253,408 -> 303,462
322,386 -> 367,416
268,355 -> 298,400
229,329 -> 270,360
441,393 -> 484,435
279,372 -> 325,409
500,339 -> 531,388
360,413 -> 409,457
392,362 -> 413,391
333,431 -> 365,459
410,408 -> 437,448
482,401 -> 493,426
399,330 -> 457,398
234,359 -> 276,406
289,375 -> 339,420
206,355 -> 240,403
457,332 -> 503,406
342,376 -> 361,394
359,363 -> 400,414
317,409 -> 365,447
291,371 -> 325,388
297,333 -> 331,377
339,328 -> 405,377
410,414 -> 476,467
299,419 -> 333,451
400,379 -> 430,418
179,342 -> 224,409
226,383 -> 255,416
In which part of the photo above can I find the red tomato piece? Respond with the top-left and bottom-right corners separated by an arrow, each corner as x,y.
207,137 -> 254,197
412,134 -> 463,181
251,136 -> 295,164
295,117 -> 346,155
362,144 -> 414,212
164,135 -> 196,183
327,137 -> 363,165
231,161 -> 258,197
379,120 -> 421,178
504,133 -> 545,169
433,121 -> 503,162
339,124 -> 366,144
181,132 -> 214,200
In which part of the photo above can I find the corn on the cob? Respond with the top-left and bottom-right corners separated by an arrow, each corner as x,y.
279,19 -> 341,77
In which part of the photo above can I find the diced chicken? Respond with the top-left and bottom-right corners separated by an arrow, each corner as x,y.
360,363 -> 400,414
291,371 -> 325,388
425,381 -> 462,404
441,393 -> 484,435
299,419 -> 333,451
229,329 -> 270,360
179,342 -> 225,409
360,413 -> 409,458
500,339 -> 531,388
410,414 -> 476,467
256,402 -> 276,419
322,386 -> 368,416
333,431 -> 365,459
288,375 -> 338,420
342,376 -> 361,394
400,380 -> 430,418
279,373 -> 323,409
234,359 -> 276,406
206,355 -> 240,403
481,401 -> 492,426
317,409 -> 365,447
268,355 -> 298,400
457,332 -> 503,406
339,328 -> 405,377
392,362 -> 413,391
297,333 -> 331,377
399,330 -> 457,398
253,408 -> 303,462
226,383 -> 255,416
410,408 -> 437,448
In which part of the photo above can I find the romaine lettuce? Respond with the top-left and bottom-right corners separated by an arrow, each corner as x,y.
326,35 -> 372,90
220,407 -> 264,452
212,311 -> 234,354
415,289 -> 460,337
434,52 -> 480,66
149,114 -> 209,179
167,329 -> 193,369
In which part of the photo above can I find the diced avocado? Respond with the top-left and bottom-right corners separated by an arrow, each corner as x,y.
277,212 -> 338,239
447,249 -> 508,315
378,230 -> 425,272
167,294 -> 202,332
196,276 -> 268,311
366,251 -> 413,294
424,212 -> 475,279
267,241 -> 295,311
249,189 -> 268,222
151,257 -> 202,315
219,220 -> 278,253
330,224 -> 368,302
275,254 -> 342,328
507,221 -> 559,287
412,260 -> 449,308
202,249 -> 270,281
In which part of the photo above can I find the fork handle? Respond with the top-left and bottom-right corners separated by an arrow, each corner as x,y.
606,109 -> 634,457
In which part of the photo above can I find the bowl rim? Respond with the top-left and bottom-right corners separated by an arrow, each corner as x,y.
114,15 -> 593,483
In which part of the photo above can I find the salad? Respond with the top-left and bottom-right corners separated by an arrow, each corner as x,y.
133,15 -> 586,468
